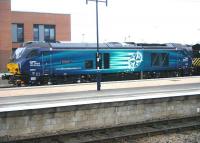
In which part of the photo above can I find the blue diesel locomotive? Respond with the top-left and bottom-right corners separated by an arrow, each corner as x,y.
4,42 -> 192,85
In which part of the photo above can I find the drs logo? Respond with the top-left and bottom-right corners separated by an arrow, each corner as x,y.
128,51 -> 143,71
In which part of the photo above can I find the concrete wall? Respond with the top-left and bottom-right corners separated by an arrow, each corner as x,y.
0,95 -> 200,142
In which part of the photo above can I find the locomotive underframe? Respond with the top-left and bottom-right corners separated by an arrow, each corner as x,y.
8,68 -> 192,86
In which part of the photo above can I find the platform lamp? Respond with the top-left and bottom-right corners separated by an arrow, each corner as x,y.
86,0 -> 108,91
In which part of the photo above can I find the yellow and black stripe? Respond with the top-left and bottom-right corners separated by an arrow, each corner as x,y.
7,63 -> 20,75
192,58 -> 200,67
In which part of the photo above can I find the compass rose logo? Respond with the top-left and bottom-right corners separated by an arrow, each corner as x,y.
128,51 -> 143,71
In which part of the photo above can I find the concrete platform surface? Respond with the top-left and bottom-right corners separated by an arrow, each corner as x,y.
0,78 -> 9,88
1,84 -> 200,142
0,76 -> 200,97
0,80 -> 200,112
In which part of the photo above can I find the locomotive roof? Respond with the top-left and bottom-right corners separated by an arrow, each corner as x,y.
23,41 -> 189,50
50,42 -> 178,49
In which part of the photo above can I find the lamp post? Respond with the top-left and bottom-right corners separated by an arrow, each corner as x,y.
86,0 -> 108,91
82,33 -> 85,43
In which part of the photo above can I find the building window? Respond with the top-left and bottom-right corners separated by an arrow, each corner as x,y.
12,24 -> 24,43
44,25 -> 55,42
33,25 -> 39,41
33,24 -> 55,42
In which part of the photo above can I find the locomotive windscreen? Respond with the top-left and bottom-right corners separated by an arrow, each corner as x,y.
12,47 -> 26,61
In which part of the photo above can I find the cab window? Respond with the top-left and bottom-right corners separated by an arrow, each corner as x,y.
27,50 -> 40,59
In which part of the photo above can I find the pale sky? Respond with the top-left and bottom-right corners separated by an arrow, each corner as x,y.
11,0 -> 200,44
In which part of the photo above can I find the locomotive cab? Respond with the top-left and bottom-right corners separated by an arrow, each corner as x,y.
5,47 -> 26,85
7,47 -> 27,74
6,47 -> 43,86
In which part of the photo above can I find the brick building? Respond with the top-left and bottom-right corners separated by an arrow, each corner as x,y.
0,0 -> 71,71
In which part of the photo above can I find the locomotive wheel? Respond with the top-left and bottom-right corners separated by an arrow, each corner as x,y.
15,80 -> 22,87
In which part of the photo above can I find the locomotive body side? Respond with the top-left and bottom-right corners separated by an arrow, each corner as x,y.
5,42 -> 193,85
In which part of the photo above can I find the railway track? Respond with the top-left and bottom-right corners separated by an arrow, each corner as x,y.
11,116 -> 200,143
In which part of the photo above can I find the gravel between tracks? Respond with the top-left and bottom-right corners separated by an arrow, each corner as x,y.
101,129 -> 200,143
124,130 -> 200,143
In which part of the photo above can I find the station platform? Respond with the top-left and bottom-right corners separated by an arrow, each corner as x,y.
1,76 -> 200,142
0,76 -> 200,97
0,76 -> 200,112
